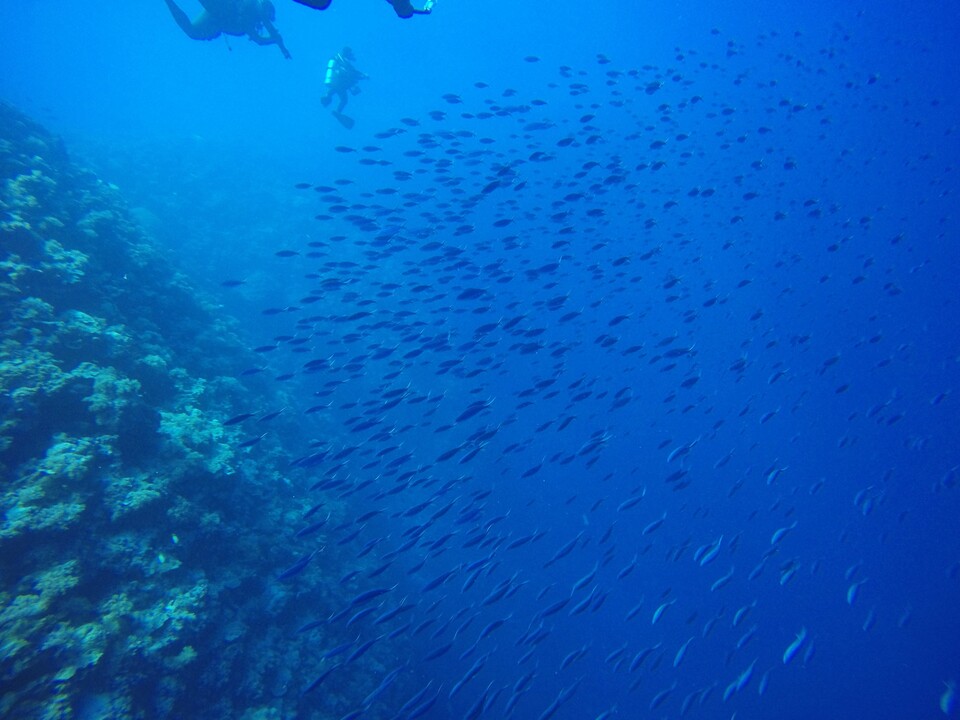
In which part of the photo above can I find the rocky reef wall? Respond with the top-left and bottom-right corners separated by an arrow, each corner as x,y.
0,103 -> 351,720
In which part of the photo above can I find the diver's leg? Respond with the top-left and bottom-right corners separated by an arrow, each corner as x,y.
164,0 -> 195,33
164,0 -> 221,40
336,91 -> 348,113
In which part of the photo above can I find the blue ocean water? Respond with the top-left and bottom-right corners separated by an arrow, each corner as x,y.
1,1 -> 958,719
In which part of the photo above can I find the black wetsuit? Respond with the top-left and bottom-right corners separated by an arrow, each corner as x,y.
164,0 -> 290,57
292,0 -> 332,9
290,0 -> 430,17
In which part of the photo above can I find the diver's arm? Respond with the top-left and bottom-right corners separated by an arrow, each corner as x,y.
252,20 -> 292,58
343,61 -> 369,80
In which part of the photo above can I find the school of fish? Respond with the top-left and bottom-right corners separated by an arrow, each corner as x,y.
219,22 -> 958,720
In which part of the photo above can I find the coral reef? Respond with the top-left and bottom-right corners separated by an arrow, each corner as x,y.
0,102 -> 355,719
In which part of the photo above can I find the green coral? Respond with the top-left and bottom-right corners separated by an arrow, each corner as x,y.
0,635 -> 29,664
159,407 -> 236,476
75,363 -> 141,428
4,348 -> 67,414
1,486 -> 86,540
6,168 -> 56,212
0,561 -> 83,672
0,251 -> 30,285
139,353 -> 168,370
33,560 -> 79,599
58,310 -> 104,342
37,433 -> 110,482
0,593 -> 46,626
0,434 -> 117,539
0,211 -> 31,233
15,295 -> 55,323
164,644 -> 197,670
239,707 -> 282,720
56,315 -> 131,363
2,297 -> 57,349
40,239 -> 87,283
129,581 -> 206,656
41,621 -> 107,681
75,209 -> 118,241
100,532 -> 164,578
103,471 -> 163,520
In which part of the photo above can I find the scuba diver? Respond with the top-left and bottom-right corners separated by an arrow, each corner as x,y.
163,0 -> 291,58
321,47 -> 368,129
292,0 -> 434,17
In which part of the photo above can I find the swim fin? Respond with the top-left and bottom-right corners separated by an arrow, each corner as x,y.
333,112 -> 355,129
293,0 -> 332,9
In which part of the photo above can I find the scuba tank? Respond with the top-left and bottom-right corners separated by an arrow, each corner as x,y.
324,58 -> 336,86
423,0 -> 435,10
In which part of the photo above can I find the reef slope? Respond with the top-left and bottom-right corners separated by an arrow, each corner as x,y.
0,102 -> 340,720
